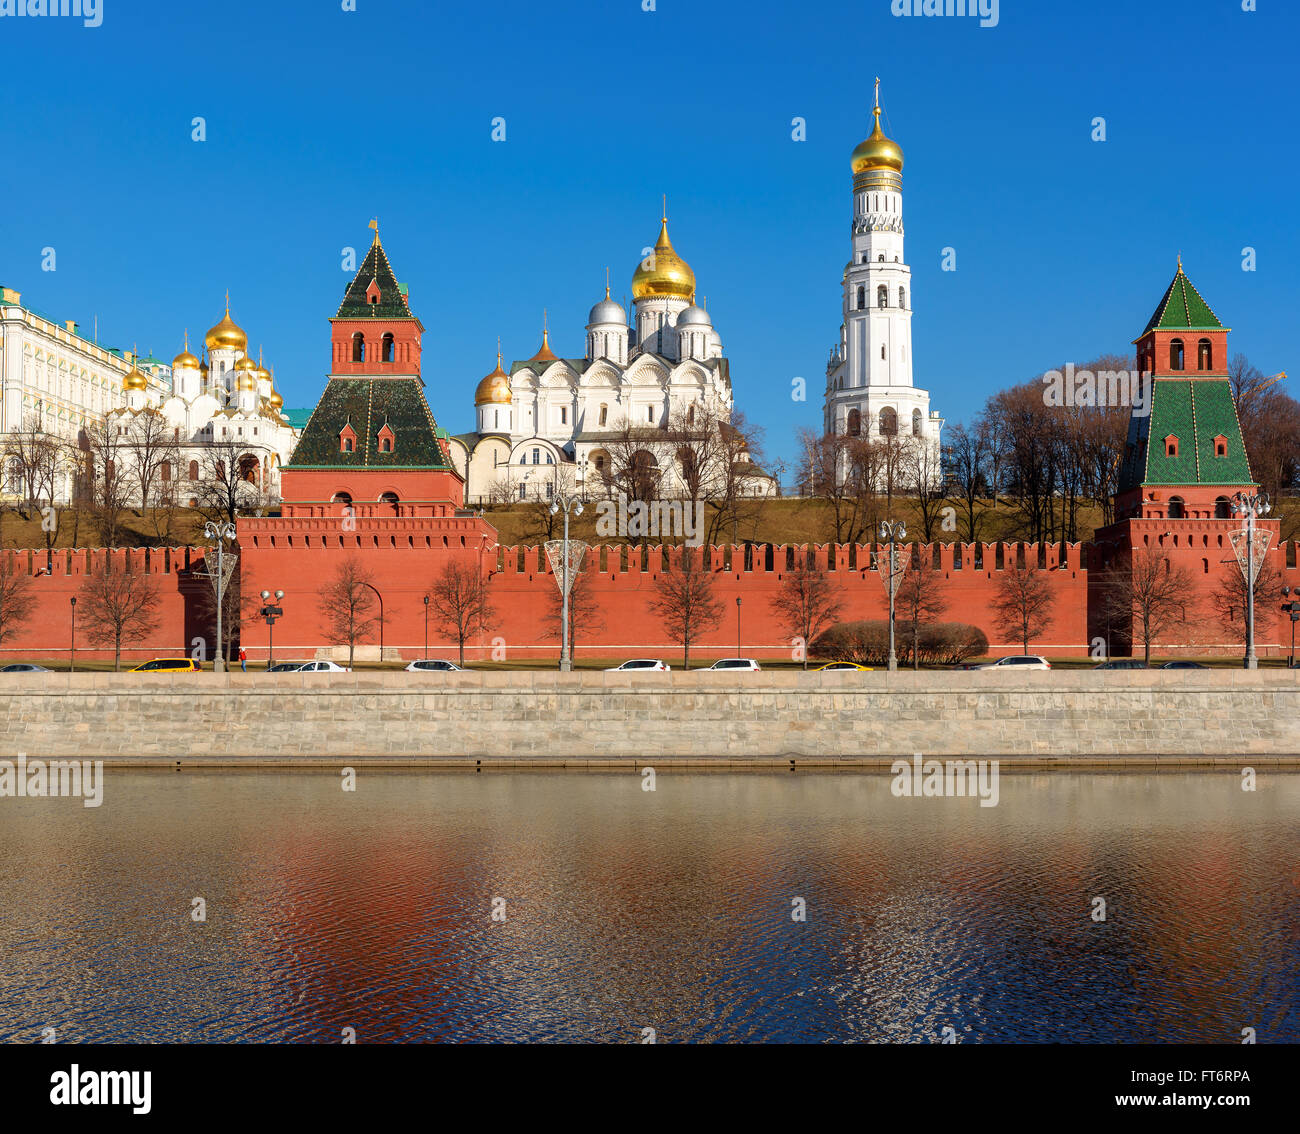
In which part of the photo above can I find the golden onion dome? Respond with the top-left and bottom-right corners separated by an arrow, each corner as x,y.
631,217 -> 696,301
123,365 -> 148,391
475,354 -> 512,405
851,106 -> 903,175
267,387 -> 284,410
199,360 -> 210,379
172,331 -> 200,371
205,297 -> 247,352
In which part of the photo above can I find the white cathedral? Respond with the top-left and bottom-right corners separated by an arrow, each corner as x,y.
108,297 -> 298,503
823,83 -> 942,474
448,215 -> 772,505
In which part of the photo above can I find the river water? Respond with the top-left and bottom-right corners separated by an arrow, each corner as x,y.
0,770 -> 1296,1043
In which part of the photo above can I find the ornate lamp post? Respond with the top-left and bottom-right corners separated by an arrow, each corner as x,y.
423,594 -> 430,660
549,492 -> 584,671
69,596 -> 76,673
879,520 -> 907,672
259,589 -> 284,669
203,520 -> 237,672
1230,492 -> 1270,670
736,596 -> 742,657
1281,586 -> 1300,670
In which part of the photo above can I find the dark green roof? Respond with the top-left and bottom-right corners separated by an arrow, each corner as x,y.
1118,378 -> 1253,491
287,377 -> 452,469
1139,266 -> 1225,337
335,236 -> 412,319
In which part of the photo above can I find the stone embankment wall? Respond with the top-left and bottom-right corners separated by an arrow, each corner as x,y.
1,670 -> 1297,764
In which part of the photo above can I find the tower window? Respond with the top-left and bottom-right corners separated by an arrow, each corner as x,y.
1168,496 -> 1185,519
381,333 -> 395,363
879,406 -> 897,436
881,345 -> 886,360
856,286 -> 865,310
1198,338 -> 1212,370
877,254 -> 885,263
1165,435 -> 1179,457
877,286 -> 888,309
599,404 -> 608,426
847,408 -> 861,437
351,333 -> 365,363
1169,338 -> 1184,371
912,408 -> 922,436
1213,434 -> 1228,457
899,287 -> 906,309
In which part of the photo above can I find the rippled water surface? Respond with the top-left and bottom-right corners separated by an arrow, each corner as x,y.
1,771 -> 1298,1043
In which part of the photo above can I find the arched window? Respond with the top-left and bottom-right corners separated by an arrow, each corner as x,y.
856,286 -> 865,310
877,285 -> 888,309
1197,338 -> 1212,370
687,405 -> 695,426
351,333 -> 365,363
342,437 -> 354,453
160,461 -> 171,482
877,254 -> 885,263
899,287 -> 906,309
188,460 -> 199,481
332,492 -> 352,507
1215,495 -> 1231,518
1169,338 -> 1184,371
379,437 -> 392,453
381,333 -> 395,363
879,406 -> 898,436
881,345 -> 886,360
847,408 -> 861,437
379,491 -> 399,506
599,404 -> 608,426
912,408 -> 923,436
1165,435 -> 1179,458
1168,496 -> 1185,519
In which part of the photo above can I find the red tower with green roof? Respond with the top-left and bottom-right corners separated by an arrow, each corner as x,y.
1094,260 -> 1279,657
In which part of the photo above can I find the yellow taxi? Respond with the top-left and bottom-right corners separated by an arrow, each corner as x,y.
815,661 -> 873,672
129,658 -> 201,673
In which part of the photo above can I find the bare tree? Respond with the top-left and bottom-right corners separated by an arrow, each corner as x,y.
905,441 -> 949,543
82,418 -> 132,547
78,562 -> 162,671
1211,556 -> 1282,648
120,409 -> 181,511
194,438 -> 265,528
3,413 -> 62,520
1100,544 -> 1194,663
650,546 -> 724,669
896,555 -> 949,669
316,557 -> 382,669
795,428 -> 877,545
769,552 -> 845,669
0,555 -> 34,648
991,558 -> 1057,654
544,561 -> 604,659
944,419 -> 991,543
428,559 -> 496,666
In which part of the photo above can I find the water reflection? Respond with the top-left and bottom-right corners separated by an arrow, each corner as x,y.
0,771 -> 1296,1042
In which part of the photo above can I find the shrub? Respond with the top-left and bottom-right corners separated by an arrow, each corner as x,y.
811,620 -> 987,667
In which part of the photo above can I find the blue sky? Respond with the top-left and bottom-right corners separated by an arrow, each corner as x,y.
1,0 -> 1295,476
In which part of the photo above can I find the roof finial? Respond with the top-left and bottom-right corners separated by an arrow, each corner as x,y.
224,289 -> 230,315
605,266 -> 610,298
1177,250 -> 1183,271
183,328 -> 189,351
662,193 -> 668,224
369,217 -> 379,241
542,307 -> 549,347
497,334 -> 502,367
874,76 -> 881,113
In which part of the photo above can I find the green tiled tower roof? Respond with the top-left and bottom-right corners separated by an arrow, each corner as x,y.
1138,263 -> 1226,337
336,235 -> 411,319
1117,378 -> 1253,491
287,377 -> 453,469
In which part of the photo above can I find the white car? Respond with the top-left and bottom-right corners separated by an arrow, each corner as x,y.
605,659 -> 671,672
405,659 -> 464,672
976,655 -> 1052,671
297,660 -> 352,673
705,658 -> 762,672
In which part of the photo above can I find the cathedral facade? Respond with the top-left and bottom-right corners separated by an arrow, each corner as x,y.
448,216 -> 772,505
822,85 -> 943,475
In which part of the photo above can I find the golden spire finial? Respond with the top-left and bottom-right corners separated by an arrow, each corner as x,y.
1177,251 -> 1183,271
497,335 -> 502,367
183,328 -> 189,351
224,290 -> 230,315
874,76 -> 880,113
662,193 -> 667,223
605,266 -> 610,298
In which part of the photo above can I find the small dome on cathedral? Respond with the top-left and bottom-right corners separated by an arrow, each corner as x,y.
123,366 -> 148,392
631,217 -> 696,301
588,286 -> 626,326
475,355 -> 512,406
173,332 -> 200,371
677,303 -> 711,327
205,298 -> 247,352
267,387 -> 284,410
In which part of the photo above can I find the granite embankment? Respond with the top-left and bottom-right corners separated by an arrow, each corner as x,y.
1,670 -> 1298,766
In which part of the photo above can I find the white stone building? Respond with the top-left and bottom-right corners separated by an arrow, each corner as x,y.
822,85 -> 943,473
448,216 -> 772,504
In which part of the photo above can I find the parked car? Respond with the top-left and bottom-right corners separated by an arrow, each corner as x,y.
815,661 -> 873,672
705,658 -> 762,672
605,659 -> 671,672
1094,658 -> 1147,670
297,660 -> 352,673
950,662 -> 983,671
405,659 -> 465,672
1161,660 -> 1210,670
0,663 -> 50,672
266,662 -> 307,672
129,658 -> 200,673
976,655 -> 1052,671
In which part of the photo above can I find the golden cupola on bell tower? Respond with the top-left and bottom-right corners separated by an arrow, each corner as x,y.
851,78 -> 904,193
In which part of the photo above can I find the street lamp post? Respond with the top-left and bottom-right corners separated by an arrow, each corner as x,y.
880,520 -> 907,672
1281,587 -> 1300,669
736,596 -> 742,657
69,596 -> 76,673
259,589 -> 284,669
549,493 -> 584,672
1231,492 -> 1271,670
423,594 -> 430,660
203,521 -> 237,673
